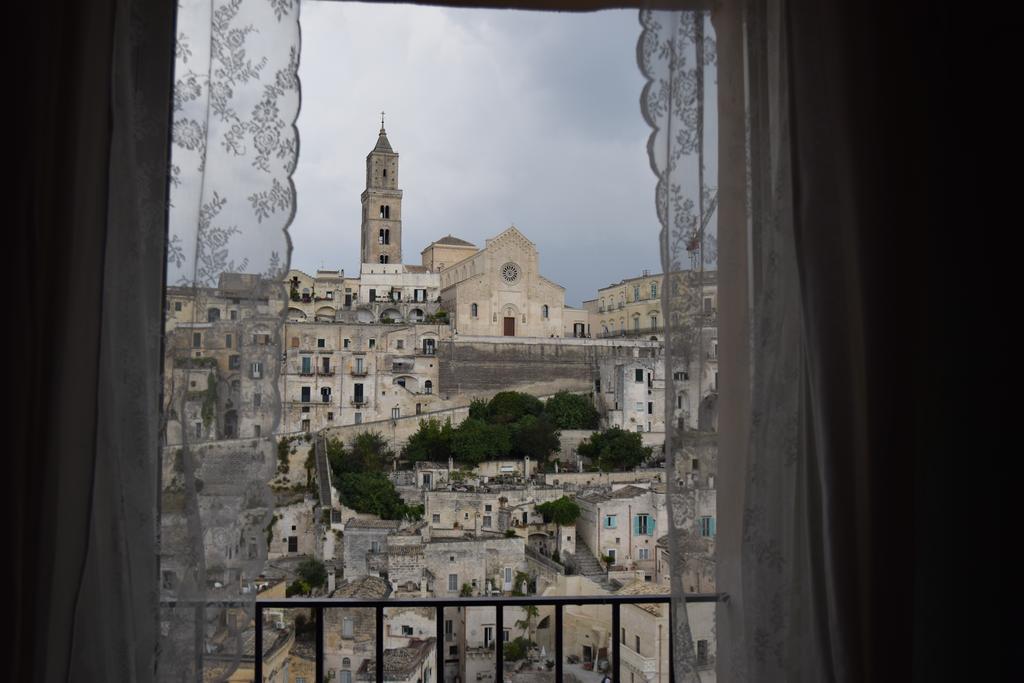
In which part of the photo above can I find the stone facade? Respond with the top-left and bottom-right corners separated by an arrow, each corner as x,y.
361,125 -> 403,265
439,226 -> 588,338
279,321 -> 446,433
342,518 -> 401,580
575,484 -> 668,577
424,487 -> 565,537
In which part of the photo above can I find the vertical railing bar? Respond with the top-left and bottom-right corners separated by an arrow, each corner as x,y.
555,604 -> 563,682
254,603 -> 263,682
194,604 -> 203,683
495,603 -> 504,682
669,599 -> 675,683
436,605 -> 444,683
376,603 -> 384,683
315,605 -> 324,683
612,602 -> 621,683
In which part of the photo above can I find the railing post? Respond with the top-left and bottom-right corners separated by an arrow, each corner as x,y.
495,603 -> 503,682
316,606 -> 324,683
254,603 -> 263,682
555,604 -> 563,682
376,604 -> 384,683
668,598 -> 675,683
612,602 -> 620,683
436,605 -> 444,683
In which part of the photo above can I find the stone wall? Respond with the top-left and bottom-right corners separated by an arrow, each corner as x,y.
438,337 -> 660,396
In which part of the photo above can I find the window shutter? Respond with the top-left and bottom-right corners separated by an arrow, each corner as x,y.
648,516 -> 656,536
709,517 -> 716,537
633,515 -> 640,535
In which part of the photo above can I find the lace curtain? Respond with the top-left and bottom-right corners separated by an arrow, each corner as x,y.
160,1 -> 299,680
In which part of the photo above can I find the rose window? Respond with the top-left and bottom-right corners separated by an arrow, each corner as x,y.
501,262 -> 521,284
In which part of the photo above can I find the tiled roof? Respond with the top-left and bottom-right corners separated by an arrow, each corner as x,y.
357,638 -> 436,680
431,235 -> 476,247
616,580 -> 667,615
335,575 -> 391,599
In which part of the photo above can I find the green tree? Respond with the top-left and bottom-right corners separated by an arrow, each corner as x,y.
535,496 -> 581,525
327,432 -> 394,475
543,391 -> 600,430
468,397 -> 490,421
510,414 -> 561,460
451,419 -> 511,466
486,391 -> 544,424
577,427 -> 653,472
503,636 -> 534,661
296,558 -> 327,589
334,472 -> 411,520
285,579 -> 311,597
401,418 -> 454,463
515,604 -> 539,640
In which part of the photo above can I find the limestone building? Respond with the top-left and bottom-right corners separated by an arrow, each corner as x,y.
437,225 -> 589,338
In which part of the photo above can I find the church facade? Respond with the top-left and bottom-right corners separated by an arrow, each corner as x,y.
436,226 -> 589,338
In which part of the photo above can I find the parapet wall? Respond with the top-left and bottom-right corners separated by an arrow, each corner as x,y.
439,337 -> 660,395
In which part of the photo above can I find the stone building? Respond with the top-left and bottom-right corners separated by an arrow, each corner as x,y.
279,320 -> 446,433
594,350 -> 667,435
575,484 -> 668,579
324,576 -> 391,683
342,518 -> 402,580
163,273 -> 282,444
438,226 -> 589,338
423,486 -> 565,537
356,638 -> 436,683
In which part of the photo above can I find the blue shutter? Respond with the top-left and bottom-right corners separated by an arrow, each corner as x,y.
710,517 -> 716,537
648,516 -> 656,536
633,516 -> 640,535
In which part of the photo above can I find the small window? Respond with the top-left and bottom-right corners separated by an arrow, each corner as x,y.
635,369 -> 644,382
369,339 -> 376,349
542,304 -> 549,318
651,282 -> 658,298
343,338 -> 350,349
396,339 -> 404,349
424,380 -> 433,395
317,338 -> 325,348
229,355 -> 240,370
342,617 -> 354,638
174,301 -> 182,311
192,332 -> 201,348
432,514 -> 440,523
229,309 -> 237,320
391,406 -> 400,419
402,625 -> 413,636
471,303 -> 478,317
253,393 -> 261,408
482,516 -> 492,528
448,574 -> 458,592
225,334 -> 232,348
290,336 -> 299,348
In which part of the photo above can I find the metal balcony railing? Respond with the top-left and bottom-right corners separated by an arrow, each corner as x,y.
246,593 -> 723,683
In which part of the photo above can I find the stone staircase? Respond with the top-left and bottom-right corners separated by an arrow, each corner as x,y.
314,433 -> 332,509
571,542 -> 607,580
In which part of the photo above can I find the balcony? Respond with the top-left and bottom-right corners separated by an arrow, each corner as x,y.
349,366 -> 369,377
350,397 -> 367,407
235,593 -> 724,683
317,368 -> 335,376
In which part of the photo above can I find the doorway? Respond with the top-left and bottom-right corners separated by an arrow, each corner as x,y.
503,316 -> 515,336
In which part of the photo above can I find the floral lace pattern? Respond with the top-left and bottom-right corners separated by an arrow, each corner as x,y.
638,9 -> 718,682
159,1 -> 298,680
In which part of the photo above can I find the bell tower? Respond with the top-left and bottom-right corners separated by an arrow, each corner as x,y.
360,114 -> 403,265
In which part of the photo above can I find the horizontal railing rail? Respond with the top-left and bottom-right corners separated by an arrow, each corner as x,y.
161,593 -> 726,682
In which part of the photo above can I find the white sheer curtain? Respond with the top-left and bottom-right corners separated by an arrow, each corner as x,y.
160,1 -> 299,680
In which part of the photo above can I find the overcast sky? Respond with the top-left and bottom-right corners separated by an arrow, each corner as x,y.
291,3 -> 662,307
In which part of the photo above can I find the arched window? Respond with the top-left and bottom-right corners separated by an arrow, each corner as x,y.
542,304 -> 549,319
383,168 -> 387,178
380,254 -> 389,264
384,228 -> 390,244
206,308 -> 220,322
384,205 -> 390,219
424,380 -> 433,395
471,303 -> 478,317
379,228 -> 385,244
379,205 -> 385,219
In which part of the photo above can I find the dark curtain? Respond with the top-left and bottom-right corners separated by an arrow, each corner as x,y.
12,0 -> 175,681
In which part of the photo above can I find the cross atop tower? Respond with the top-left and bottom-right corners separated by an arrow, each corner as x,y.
380,110 -> 385,131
